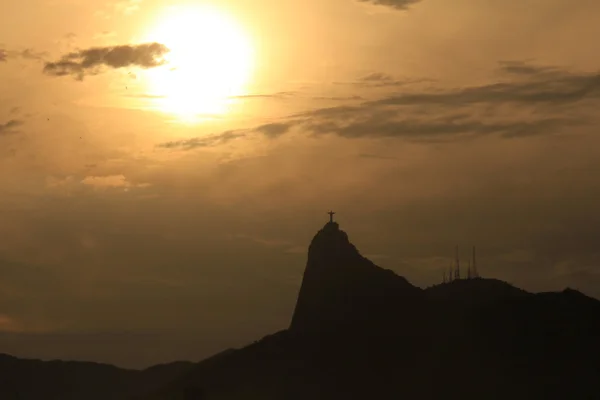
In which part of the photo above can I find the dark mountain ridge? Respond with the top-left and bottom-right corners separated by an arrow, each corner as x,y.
0,353 -> 194,399
139,222 -> 600,400
3,221 -> 600,399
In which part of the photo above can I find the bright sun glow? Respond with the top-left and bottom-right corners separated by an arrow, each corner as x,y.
142,5 -> 254,120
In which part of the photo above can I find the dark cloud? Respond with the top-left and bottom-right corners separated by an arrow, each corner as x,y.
357,0 -> 421,10
157,62 -> 599,149
498,61 -> 561,76
43,43 -> 169,80
287,62 -> 600,141
369,71 -> 600,107
0,120 -> 23,136
0,49 -> 6,62
255,123 -> 291,138
158,123 -> 292,150
158,130 -> 245,150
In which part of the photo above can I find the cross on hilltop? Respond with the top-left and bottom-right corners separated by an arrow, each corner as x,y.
327,210 -> 336,223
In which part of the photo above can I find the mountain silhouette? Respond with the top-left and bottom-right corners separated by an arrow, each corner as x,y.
137,221 -> 600,399
290,221 -> 422,334
3,221 -> 600,399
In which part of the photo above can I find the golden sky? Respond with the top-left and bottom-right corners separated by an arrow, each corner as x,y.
1,0 -> 600,368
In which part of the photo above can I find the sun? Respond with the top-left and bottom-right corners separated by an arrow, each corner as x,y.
141,5 -> 254,120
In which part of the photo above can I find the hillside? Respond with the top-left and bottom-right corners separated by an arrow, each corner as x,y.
139,222 -> 600,400
0,353 -> 194,400
2,221 -> 600,399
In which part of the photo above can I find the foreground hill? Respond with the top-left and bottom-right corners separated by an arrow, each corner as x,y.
139,222 -> 600,400
0,353 -> 194,400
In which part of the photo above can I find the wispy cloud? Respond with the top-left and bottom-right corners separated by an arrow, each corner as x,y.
356,0 -> 422,11
158,130 -> 246,150
157,62 -> 600,148
43,43 -> 169,80
290,62 -> 600,141
81,175 -> 151,190
0,48 -> 47,62
158,121 -> 295,151
0,120 -> 23,136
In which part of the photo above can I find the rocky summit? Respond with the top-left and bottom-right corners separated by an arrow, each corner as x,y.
290,221 -> 422,335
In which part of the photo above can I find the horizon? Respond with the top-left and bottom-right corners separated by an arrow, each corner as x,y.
2,0 -> 600,369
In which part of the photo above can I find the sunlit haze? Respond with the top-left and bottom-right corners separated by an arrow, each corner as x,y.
141,5 -> 254,120
1,0 -> 600,370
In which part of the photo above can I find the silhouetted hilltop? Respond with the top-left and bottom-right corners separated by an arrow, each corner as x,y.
291,221 -> 422,334
426,277 -> 531,308
139,220 -> 600,400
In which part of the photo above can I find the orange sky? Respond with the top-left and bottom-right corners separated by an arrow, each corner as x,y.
1,0 -> 600,368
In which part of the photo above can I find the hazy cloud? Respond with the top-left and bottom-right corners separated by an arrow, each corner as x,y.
336,73 -> 433,88
357,0 -> 421,10
158,130 -> 246,150
498,61 -> 561,76
81,175 -> 150,190
362,72 -> 395,82
255,123 -> 292,138
43,43 -> 169,80
286,62 -> 600,142
0,48 -> 48,62
156,63 -> 599,148
158,122 -> 295,151
231,91 -> 296,100
0,120 -> 23,136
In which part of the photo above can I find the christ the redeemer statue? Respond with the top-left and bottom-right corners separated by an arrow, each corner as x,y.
328,210 -> 336,223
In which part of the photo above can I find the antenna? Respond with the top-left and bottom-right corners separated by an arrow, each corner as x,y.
467,259 -> 472,279
454,245 -> 461,280
472,246 -> 478,278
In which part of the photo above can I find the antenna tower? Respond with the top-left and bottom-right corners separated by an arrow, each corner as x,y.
454,245 -> 461,280
472,246 -> 478,278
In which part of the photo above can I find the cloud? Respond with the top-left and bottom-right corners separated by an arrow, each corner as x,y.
0,48 -> 47,62
43,43 -> 169,80
80,175 -> 150,190
157,122 -> 294,151
158,130 -> 246,150
0,120 -> 23,136
157,62 -> 600,148
255,123 -> 292,138
335,73 -> 431,88
356,0 -> 422,10
498,61 -> 561,77
231,91 -> 296,100
288,62 -> 600,142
